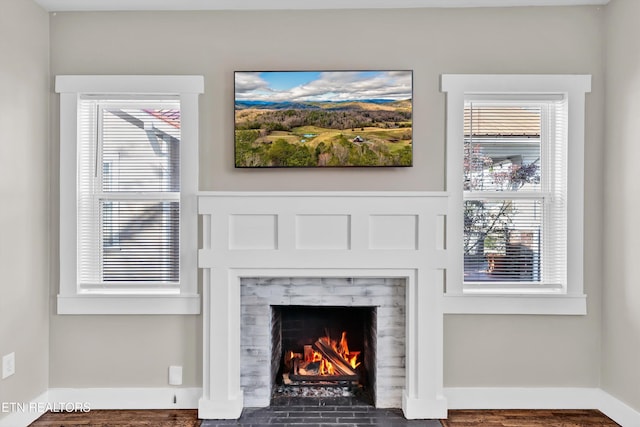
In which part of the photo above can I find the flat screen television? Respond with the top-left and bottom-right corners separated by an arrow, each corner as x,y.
234,70 -> 413,168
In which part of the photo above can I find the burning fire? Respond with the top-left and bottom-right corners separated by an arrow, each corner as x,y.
286,330 -> 361,379
320,359 -> 334,375
338,331 -> 361,370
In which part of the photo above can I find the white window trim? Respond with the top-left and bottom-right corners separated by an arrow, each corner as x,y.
56,75 -> 203,314
441,74 -> 590,315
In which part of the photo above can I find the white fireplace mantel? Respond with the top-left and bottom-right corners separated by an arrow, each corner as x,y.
197,191 -> 449,420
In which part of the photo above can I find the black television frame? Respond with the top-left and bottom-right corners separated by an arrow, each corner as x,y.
234,70 -> 413,168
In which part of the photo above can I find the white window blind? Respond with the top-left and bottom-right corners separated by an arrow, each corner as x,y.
78,98 -> 182,289
463,99 -> 567,287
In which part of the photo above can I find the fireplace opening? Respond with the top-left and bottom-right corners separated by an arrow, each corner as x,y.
270,305 -> 376,405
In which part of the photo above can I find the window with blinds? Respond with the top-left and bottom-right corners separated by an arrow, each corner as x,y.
463,99 -> 567,286
77,98 -> 182,288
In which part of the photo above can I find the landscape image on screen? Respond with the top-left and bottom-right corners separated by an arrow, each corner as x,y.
234,71 -> 412,168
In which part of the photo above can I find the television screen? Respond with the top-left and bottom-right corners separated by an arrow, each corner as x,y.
234,70 -> 413,168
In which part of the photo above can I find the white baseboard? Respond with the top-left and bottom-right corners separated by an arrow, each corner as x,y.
444,387 -> 640,426
1,388 -> 201,427
48,387 -> 202,410
0,391 -> 49,427
597,389 -> 640,427
444,387 -> 602,410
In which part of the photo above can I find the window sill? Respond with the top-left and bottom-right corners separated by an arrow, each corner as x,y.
57,294 -> 201,315
442,293 -> 586,315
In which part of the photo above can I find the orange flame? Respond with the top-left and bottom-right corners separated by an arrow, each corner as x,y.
334,332 -> 360,369
293,330 -> 361,376
320,359 -> 334,375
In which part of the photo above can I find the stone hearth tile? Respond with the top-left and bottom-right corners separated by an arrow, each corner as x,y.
199,405 -> 443,427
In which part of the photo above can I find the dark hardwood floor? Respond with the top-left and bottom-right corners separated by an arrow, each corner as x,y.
442,409 -> 620,427
30,409 -> 201,426
28,408 -> 620,426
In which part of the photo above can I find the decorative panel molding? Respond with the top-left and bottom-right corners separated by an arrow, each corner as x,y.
229,214 -> 277,250
296,214 -> 350,250
198,191 -> 448,269
436,214 -> 447,251
369,215 -> 418,250
197,191 -> 449,420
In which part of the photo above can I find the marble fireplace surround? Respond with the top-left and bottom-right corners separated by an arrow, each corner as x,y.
197,192 -> 449,420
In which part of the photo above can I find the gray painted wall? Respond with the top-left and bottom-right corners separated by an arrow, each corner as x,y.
48,6 -> 606,390
602,0 -> 640,412
0,0 -> 50,418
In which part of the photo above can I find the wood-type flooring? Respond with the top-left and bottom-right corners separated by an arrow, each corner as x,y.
28,408 -> 621,426
442,409 -> 620,426
30,409 -> 201,427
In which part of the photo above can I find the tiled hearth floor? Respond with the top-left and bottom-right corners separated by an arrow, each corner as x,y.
199,397 -> 443,427
200,402 -> 442,427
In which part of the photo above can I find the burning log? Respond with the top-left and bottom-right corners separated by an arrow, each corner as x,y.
285,330 -> 361,383
284,351 -> 302,373
298,361 -> 321,376
314,337 -> 357,377
304,345 -> 314,363
291,358 -> 358,382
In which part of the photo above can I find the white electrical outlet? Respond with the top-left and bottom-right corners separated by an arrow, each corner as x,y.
168,365 -> 182,386
2,352 -> 15,379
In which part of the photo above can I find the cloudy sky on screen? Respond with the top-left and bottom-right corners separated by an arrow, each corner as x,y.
235,71 -> 412,102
